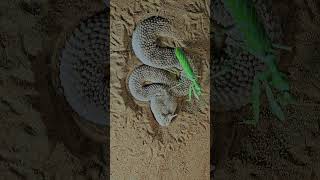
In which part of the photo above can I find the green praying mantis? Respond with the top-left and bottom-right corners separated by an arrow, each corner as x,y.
174,47 -> 203,101
223,0 -> 295,125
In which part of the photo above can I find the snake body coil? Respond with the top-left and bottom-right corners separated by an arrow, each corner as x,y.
128,16 -> 192,126
58,9 -> 109,126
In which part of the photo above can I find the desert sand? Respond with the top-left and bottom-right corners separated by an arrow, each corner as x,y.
0,0 -> 319,179
110,0 -> 210,179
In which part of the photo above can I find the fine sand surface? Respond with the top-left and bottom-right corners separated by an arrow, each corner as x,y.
110,0 -> 210,179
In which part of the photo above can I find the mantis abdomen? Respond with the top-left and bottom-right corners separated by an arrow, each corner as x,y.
222,0 -> 273,57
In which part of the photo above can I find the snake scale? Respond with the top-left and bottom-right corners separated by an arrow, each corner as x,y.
56,0 -> 282,127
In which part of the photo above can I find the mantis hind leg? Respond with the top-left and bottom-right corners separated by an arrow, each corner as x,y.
242,74 -> 262,126
191,85 -> 200,100
187,85 -> 199,101
187,85 -> 193,102
265,82 -> 285,121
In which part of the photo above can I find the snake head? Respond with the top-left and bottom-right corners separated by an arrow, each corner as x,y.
150,92 -> 178,126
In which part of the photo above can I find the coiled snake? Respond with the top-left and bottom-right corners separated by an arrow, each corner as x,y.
55,0 -> 282,127
128,16 -> 194,126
